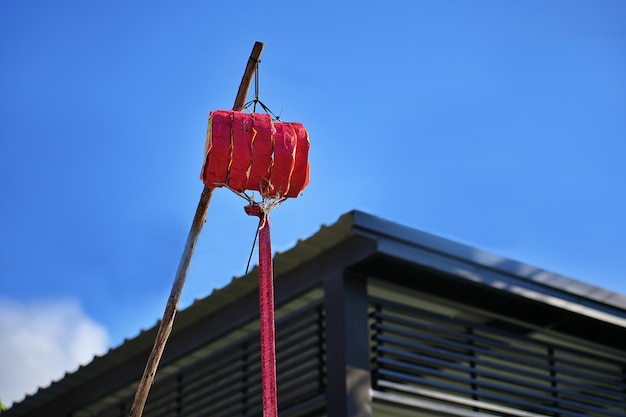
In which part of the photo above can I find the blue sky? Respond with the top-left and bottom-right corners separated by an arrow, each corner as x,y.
1,0 -> 625,405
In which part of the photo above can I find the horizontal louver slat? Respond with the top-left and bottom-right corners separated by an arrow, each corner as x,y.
370,298 -> 626,417
87,302 -> 325,417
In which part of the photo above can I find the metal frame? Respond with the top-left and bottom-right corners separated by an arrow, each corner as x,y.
324,271 -> 372,417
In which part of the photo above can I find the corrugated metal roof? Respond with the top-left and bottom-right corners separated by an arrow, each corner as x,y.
5,210 -> 626,414
4,211 -> 356,415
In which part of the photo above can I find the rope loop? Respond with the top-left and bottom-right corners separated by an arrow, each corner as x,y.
242,58 -> 283,121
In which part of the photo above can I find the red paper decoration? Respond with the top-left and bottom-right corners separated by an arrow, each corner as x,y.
200,110 -> 310,198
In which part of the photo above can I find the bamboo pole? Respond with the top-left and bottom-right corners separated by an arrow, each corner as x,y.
128,41 -> 264,417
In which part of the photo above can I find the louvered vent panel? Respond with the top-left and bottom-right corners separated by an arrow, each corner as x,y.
370,297 -> 626,417
88,301 -> 326,417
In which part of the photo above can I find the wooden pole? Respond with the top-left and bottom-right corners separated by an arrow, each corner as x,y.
128,41 -> 264,417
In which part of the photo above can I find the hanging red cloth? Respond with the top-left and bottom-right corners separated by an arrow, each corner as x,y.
200,110 -> 310,198
245,204 -> 277,417
201,109 -> 310,417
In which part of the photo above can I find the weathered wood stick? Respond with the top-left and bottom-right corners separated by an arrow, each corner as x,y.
128,41 -> 264,417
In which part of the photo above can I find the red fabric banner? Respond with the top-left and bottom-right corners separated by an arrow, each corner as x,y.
270,122 -> 296,196
245,205 -> 278,417
284,122 -> 310,198
202,110 -> 231,185
201,111 -> 309,199
247,114 -> 274,195
229,112 -> 254,192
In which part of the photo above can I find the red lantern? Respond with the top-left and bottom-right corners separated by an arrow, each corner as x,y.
200,110 -> 310,198
200,109 -> 310,417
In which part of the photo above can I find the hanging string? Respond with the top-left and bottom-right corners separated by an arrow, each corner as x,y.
254,59 -> 260,109
243,59 -> 282,121
245,226 -> 260,275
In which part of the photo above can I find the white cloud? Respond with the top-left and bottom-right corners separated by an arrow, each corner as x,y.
0,298 -> 110,407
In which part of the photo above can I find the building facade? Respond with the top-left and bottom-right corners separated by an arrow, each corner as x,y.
5,211 -> 626,417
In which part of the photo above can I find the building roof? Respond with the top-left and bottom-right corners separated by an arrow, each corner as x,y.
351,210 -> 626,322
6,210 -> 626,415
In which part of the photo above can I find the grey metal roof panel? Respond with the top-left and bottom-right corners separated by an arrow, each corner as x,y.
349,210 -> 626,312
